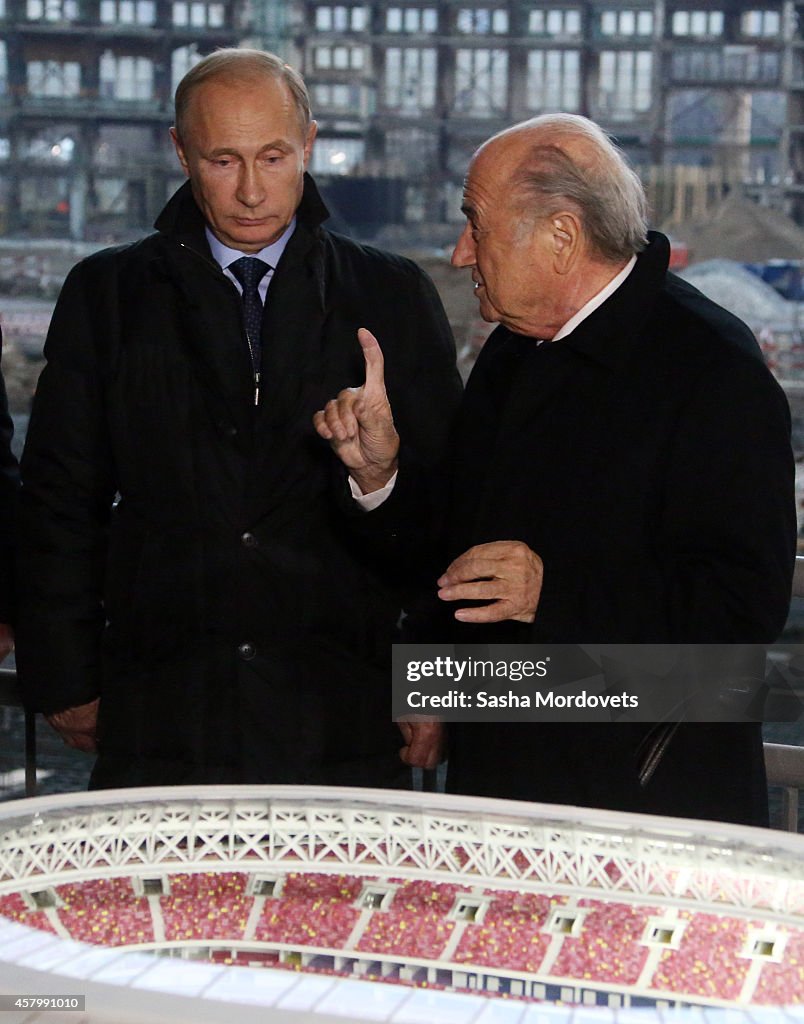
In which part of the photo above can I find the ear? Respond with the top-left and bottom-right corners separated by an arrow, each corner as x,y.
303,120 -> 318,169
549,212 -> 581,274
170,127 -> 190,178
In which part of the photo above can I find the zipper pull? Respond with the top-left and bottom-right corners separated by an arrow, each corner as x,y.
254,371 -> 260,407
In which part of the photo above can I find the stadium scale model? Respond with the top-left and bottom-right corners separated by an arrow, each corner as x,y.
0,786 -> 800,1023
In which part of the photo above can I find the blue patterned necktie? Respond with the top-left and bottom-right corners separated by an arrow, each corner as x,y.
229,256 -> 271,404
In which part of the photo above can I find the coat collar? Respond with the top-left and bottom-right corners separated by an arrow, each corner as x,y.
150,171 -> 330,319
555,231 -> 671,370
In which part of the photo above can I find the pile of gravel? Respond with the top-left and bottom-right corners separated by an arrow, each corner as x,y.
678,258 -> 798,331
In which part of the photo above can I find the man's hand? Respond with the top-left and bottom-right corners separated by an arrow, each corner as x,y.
437,540 -> 544,623
45,698 -> 100,754
398,718 -> 444,769
313,328 -> 400,494
0,623 -> 13,663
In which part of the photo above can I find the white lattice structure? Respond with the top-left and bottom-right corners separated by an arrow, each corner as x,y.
0,786 -> 802,1024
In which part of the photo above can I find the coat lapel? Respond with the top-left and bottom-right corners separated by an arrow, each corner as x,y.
152,186 -> 255,444
158,249 -> 255,434
244,221 -> 331,517
258,222 -> 327,430
487,233 -> 673,443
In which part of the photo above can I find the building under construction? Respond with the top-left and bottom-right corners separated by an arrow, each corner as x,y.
1,1 -> 803,241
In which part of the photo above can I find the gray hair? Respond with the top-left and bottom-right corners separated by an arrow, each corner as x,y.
507,114 -> 648,262
174,48 -> 312,141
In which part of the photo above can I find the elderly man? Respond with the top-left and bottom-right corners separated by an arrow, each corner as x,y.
17,49 -> 461,788
316,114 -> 795,825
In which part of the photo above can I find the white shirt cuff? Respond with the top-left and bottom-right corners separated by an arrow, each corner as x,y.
349,470 -> 398,510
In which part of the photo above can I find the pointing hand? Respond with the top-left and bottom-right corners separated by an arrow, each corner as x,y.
313,328 -> 400,493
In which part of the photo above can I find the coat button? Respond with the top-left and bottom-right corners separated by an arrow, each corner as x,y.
241,531 -> 258,549
238,642 -> 256,661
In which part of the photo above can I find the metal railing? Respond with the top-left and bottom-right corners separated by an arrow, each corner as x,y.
0,666 -> 35,797
764,742 -> 804,830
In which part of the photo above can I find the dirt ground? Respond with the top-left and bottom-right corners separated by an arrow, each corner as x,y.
666,194 -> 804,265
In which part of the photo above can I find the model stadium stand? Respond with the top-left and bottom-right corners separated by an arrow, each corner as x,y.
0,786 -> 801,1023
161,872 -> 250,943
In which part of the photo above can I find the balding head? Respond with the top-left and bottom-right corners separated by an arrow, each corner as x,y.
452,114 -> 649,338
174,48 -> 312,143
476,114 -> 648,263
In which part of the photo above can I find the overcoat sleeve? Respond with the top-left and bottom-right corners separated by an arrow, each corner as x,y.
16,262 -> 117,714
0,328 -> 19,625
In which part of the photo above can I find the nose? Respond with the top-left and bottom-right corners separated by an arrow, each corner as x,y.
236,163 -> 265,208
451,222 -> 475,268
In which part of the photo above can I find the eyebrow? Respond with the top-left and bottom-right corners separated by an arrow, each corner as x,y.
206,140 -> 293,158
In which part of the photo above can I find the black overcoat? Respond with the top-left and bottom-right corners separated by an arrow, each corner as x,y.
389,233 -> 796,825
0,329 -> 18,624
17,176 -> 462,788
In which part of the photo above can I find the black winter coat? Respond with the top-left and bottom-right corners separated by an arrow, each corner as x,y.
17,176 -> 462,788
0,329 -> 18,625
379,233 -> 796,826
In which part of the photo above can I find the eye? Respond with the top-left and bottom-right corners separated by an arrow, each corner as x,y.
213,158 -> 232,168
463,215 -> 481,239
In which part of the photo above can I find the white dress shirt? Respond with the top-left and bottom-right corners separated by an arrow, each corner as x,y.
551,255 -> 636,341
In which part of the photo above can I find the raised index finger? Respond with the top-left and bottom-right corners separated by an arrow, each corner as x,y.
357,327 -> 386,395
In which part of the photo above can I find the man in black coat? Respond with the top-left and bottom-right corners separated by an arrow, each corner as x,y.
316,114 -> 796,826
17,50 -> 461,788
0,329 -> 18,660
